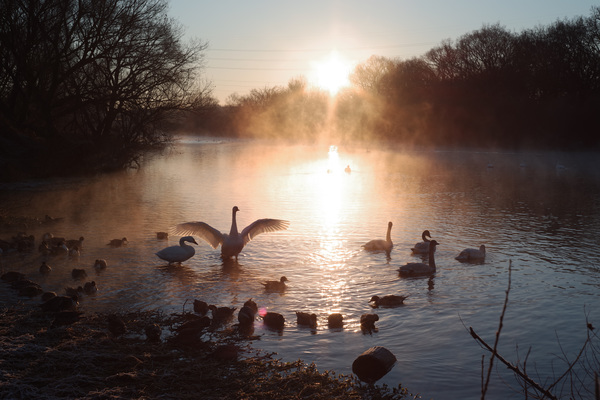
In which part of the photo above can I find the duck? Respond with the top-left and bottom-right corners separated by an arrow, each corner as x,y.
238,305 -> 257,325
51,310 -> 84,328
455,244 -> 486,262
360,313 -> 379,333
263,312 -> 285,330
369,294 -> 408,308
193,299 -> 209,315
209,304 -> 236,322
327,313 -> 344,329
238,298 -> 259,326
39,261 -> 52,274
66,236 -> 84,249
362,221 -> 393,255
107,314 -> 127,336
68,245 -> 80,259
173,206 -> 289,261
411,230 -> 433,254
262,276 -> 288,292
108,237 -> 128,247
145,323 -> 162,342
155,236 -> 198,265
83,281 -> 97,294
296,312 -> 317,329
40,295 -> 78,312
71,268 -> 87,280
156,232 -> 169,240
94,259 -> 107,270
399,240 -> 440,276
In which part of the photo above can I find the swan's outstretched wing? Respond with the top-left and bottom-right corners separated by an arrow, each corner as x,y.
173,222 -> 224,249
241,219 -> 289,245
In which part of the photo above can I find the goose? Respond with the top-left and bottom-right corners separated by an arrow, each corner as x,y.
369,294 -> 408,307
362,221 -> 393,254
262,276 -> 288,292
155,236 -> 198,265
411,230 -> 432,254
174,206 -> 289,261
296,312 -> 317,329
455,244 -> 486,262
399,240 -> 440,276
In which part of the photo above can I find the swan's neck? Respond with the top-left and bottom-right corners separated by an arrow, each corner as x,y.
422,233 -> 430,242
386,225 -> 392,243
429,246 -> 436,268
179,238 -> 187,246
230,208 -> 239,236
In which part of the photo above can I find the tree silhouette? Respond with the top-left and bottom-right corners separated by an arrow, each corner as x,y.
0,0 -> 210,178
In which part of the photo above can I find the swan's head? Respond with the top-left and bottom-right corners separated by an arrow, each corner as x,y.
233,206 -> 240,213
429,240 -> 439,248
182,236 -> 198,245
388,221 -> 393,228
422,230 -> 431,239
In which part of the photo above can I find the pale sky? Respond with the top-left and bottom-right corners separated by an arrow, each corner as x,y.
168,1 -> 598,103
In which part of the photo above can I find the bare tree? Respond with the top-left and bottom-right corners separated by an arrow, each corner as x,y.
0,0 -> 210,175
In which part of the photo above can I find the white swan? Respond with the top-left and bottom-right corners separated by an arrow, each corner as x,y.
411,230 -> 432,254
155,236 -> 198,265
362,221 -> 393,254
173,206 -> 289,261
455,244 -> 486,262
399,240 -> 439,276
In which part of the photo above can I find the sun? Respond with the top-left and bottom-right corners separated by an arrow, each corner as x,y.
312,51 -> 353,96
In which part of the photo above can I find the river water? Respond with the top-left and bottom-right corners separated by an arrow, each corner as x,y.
1,137 -> 599,399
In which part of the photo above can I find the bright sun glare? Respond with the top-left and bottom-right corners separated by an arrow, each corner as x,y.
312,51 -> 352,96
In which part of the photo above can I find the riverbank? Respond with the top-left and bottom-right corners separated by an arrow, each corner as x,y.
0,302 -> 416,399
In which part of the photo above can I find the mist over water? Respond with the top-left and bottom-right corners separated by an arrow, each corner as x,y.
1,137 -> 600,399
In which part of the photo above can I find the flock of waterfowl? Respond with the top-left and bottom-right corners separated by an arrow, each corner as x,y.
0,206 -> 485,339
153,206 -> 486,335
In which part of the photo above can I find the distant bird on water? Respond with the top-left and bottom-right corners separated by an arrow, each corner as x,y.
155,236 -> 198,265
108,237 -> 128,247
173,206 -> 289,261
362,221 -> 393,255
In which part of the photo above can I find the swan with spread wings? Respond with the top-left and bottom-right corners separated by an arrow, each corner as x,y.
173,206 -> 289,261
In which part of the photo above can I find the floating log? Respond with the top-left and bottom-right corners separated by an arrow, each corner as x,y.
352,346 -> 396,384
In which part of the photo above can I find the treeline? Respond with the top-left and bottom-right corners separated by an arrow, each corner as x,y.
195,7 -> 600,149
0,0 -> 214,180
